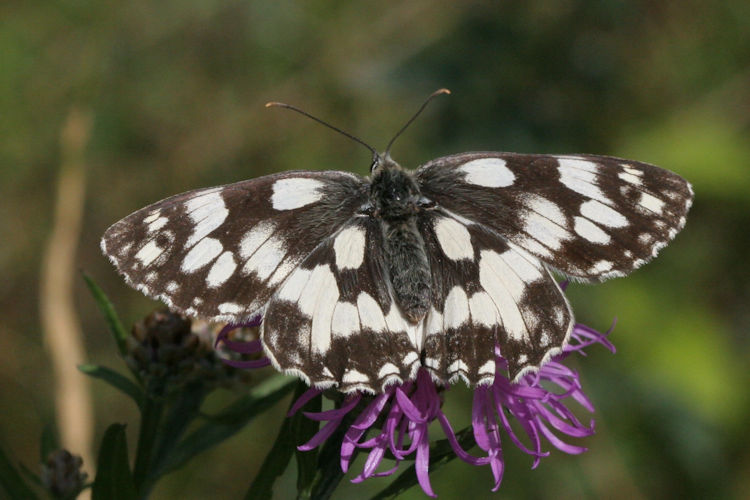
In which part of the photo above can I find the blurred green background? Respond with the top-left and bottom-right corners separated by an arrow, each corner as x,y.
2,1 -> 749,498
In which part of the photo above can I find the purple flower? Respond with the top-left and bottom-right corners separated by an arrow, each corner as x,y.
219,320 -> 615,497
214,315 -> 270,370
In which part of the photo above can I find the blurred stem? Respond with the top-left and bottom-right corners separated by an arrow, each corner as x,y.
132,396 -> 164,498
147,383 -> 207,484
39,106 -> 95,484
245,381 -> 314,500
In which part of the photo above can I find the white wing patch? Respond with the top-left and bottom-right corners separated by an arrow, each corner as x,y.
333,226 -> 366,270
434,217 -> 474,261
357,292 -> 387,332
181,237 -> 223,272
638,192 -> 666,215
478,248 -> 542,342
556,158 -> 612,205
521,194 -> 573,251
443,286 -> 470,329
332,301 -> 360,337
579,199 -> 628,228
239,221 -> 276,259
573,216 -> 611,245
185,191 -> 228,247
242,235 -> 286,281
206,251 -> 237,287
135,240 -> 164,267
271,178 -> 325,210
458,157 -> 515,187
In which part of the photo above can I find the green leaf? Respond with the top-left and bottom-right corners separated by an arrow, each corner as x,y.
0,444 -> 40,500
82,273 -> 129,356
245,380 -> 312,500
131,397 -> 164,495
39,424 -> 59,463
160,375 -> 295,476
79,364 -> 144,409
92,424 -> 136,500
370,427 -> 475,500
146,383 -> 207,484
292,386 -> 321,496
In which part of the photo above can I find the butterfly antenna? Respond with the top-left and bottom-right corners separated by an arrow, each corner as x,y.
384,88 -> 451,157
265,101 -> 379,159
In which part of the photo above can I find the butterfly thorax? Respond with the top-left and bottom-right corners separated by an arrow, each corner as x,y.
370,160 -> 432,323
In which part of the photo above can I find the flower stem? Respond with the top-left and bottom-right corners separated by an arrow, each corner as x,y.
132,396 -> 164,498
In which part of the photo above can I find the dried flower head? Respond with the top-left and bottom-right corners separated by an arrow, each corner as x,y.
40,449 -> 88,498
127,309 -> 250,395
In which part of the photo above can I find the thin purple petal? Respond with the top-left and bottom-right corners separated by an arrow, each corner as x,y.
288,387 -> 323,417
415,430 -> 436,498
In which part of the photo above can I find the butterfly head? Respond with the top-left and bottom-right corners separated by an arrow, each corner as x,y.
370,154 -> 423,220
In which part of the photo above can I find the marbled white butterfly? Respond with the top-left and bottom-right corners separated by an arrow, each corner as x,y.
101,90 -> 693,394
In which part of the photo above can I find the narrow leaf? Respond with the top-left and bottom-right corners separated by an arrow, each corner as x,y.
78,364 -> 144,409
92,424 -> 136,500
0,445 -> 40,500
244,380 -> 309,500
82,273 -> 129,356
147,383 -> 207,482
160,376 -> 295,475
131,398 -> 164,495
292,387 -> 321,496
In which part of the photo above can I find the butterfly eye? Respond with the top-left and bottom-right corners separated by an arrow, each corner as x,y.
418,198 -> 436,210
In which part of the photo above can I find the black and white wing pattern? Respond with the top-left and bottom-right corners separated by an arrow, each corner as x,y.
101,171 -> 368,321
416,152 -> 693,281
262,217 -> 423,393
418,210 -> 572,383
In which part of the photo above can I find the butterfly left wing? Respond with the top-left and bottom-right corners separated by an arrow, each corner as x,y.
262,217 -> 423,393
418,210 -> 573,383
101,171 -> 368,321
415,152 -> 693,281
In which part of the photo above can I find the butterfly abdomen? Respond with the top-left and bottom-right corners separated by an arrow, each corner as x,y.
369,163 -> 433,323
382,219 -> 431,323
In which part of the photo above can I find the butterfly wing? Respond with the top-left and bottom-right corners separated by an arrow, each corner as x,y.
415,152 -> 693,281
262,217 -> 422,393
418,210 -> 572,382
101,171 -> 368,321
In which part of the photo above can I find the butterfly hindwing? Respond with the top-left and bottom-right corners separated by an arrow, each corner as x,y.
101,171 -> 368,321
415,152 -> 693,281
262,217 -> 423,393
419,210 -> 573,382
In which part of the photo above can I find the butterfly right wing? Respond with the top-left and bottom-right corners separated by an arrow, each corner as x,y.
101,171 -> 368,322
418,210 -> 573,383
415,152 -> 693,282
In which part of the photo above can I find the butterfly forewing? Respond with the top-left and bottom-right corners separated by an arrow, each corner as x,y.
419,210 -> 573,382
101,171 -> 368,321
416,152 -> 693,281
262,217 -> 422,393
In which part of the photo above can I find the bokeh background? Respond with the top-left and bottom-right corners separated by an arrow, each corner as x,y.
2,1 -> 749,498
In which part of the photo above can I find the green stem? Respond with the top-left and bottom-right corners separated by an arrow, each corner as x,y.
132,395 -> 164,498
148,383 -> 206,481
245,381 -> 315,500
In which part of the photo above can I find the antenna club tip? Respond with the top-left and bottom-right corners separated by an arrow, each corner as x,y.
265,102 -> 281,108
436,88 -> 451,95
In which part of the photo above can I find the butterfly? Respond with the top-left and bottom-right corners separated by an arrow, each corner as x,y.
101,90 -> 693,394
